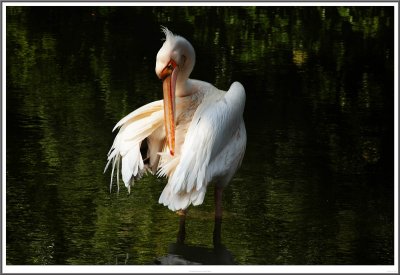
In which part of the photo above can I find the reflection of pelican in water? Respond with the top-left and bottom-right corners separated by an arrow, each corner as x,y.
154,219 -> 236,265
154,243 -> 236,265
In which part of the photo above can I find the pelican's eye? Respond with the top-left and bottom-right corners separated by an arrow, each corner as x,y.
160,60 -> 177,80
168,59 -> 177,70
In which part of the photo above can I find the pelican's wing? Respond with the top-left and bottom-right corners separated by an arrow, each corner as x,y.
159,82 -> 246,210
105,100 -> 164,192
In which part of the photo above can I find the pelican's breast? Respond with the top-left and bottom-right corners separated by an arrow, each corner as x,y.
174,88 -> 206,156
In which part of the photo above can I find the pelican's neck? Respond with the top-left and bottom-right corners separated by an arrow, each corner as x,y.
176,78 -> 195,97
173,36 -> 195,97
175,65 -> 195,97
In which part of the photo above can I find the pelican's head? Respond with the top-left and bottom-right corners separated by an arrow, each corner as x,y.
155,27 -> 195,87
155,27 -> 195,156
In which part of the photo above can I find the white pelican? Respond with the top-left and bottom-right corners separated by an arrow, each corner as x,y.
105,27 -> 246,241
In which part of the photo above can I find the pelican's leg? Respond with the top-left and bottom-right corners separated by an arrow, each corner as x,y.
213,186 -> 223,245
177,209 -> 187,244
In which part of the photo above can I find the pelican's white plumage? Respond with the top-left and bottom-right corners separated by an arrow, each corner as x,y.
105,28 -> 246,212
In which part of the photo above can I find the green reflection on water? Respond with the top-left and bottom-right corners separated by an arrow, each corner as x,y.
6,6 -> 394,265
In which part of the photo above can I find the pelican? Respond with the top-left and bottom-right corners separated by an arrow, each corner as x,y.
105,27 -> 246,243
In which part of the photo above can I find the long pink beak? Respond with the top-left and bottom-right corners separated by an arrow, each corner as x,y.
160,60 -> 178,156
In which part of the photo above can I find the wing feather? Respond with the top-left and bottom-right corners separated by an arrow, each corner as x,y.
112,100 -> 164,132
164,82 -> 246,210
105,100 -> 164,192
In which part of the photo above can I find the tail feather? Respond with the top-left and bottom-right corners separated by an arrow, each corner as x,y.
191,187 -> 206,206
159,181 -> 207,211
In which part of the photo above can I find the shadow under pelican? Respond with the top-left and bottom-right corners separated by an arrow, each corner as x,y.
154,218 -> 236,265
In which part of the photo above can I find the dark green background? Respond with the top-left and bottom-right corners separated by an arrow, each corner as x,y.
6,6 -> 394,264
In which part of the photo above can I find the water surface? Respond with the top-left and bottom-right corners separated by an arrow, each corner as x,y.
6,6 -> 394,265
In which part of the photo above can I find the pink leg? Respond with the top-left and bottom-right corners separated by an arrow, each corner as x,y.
214,186 -> 223,219
177,209 -> 187,244
213,186 -> 223,245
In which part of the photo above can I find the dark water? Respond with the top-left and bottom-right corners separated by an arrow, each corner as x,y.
6,6 -> 394,265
